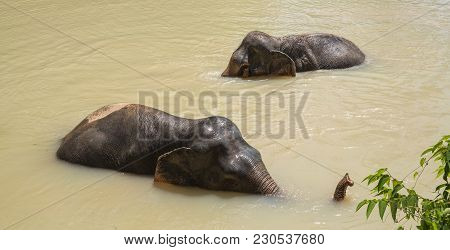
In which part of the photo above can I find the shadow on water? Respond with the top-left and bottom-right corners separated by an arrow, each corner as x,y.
153,182 -> 247,198
60,158 -> 286,201
153,181 -> 288,203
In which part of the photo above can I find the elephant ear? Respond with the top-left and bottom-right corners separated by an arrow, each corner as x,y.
154,147 -> 221,188
247,46 -> 296,77
247,45 -> 271,76
155,147 -> 197,186
269,51 -> 296,77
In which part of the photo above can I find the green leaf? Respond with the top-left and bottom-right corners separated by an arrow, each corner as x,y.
435,167 -> 444,178
435,184 -> 447,192
413,171 -> 419,179
390,200 -> 398,222
392,184 -> 403,197
421,147 -> 433,156
362,175 -> 371,183
376,168 -> 387,175
356,200 -> 368,212
377,175 -> 390,191
366,200 -> 376,219
420,158 -> 426,167
407,194 -> 418,208
375,189 -> 389,196
392,179 -> 402,188
378,200 -> 387,220
368,175 -> 379,185
402,197 -> 408,209
430,147 -> 444,160
432,141 -> 443,153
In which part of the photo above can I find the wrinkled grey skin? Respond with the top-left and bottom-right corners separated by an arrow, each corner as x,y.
57,104 -> 280,195
222,31 -> 365,77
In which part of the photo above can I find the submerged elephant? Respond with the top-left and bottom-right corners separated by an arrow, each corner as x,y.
222,31 -> 365,78
57,103 -> 280,195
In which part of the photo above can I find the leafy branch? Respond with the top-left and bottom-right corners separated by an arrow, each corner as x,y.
356,135 -> 450,230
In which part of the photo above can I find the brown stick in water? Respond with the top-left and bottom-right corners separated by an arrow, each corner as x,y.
333,173 -> 354,201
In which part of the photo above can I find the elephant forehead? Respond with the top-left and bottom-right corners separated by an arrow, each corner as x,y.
86,103 -> 130,123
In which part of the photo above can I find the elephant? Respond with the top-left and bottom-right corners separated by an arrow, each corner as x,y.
57,103 -> 280,195
333,173 -> 354,201
222,31 -> 365,78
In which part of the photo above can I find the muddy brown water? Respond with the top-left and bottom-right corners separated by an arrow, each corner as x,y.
0,0 -> 449,229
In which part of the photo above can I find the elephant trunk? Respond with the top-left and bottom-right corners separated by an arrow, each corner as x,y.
255,170 -> 281,195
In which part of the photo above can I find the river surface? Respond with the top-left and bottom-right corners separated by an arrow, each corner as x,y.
1,0 -> 449,229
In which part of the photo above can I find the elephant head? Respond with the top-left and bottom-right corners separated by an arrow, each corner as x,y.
154,145 -> 280,195
222,32 -> 296,78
